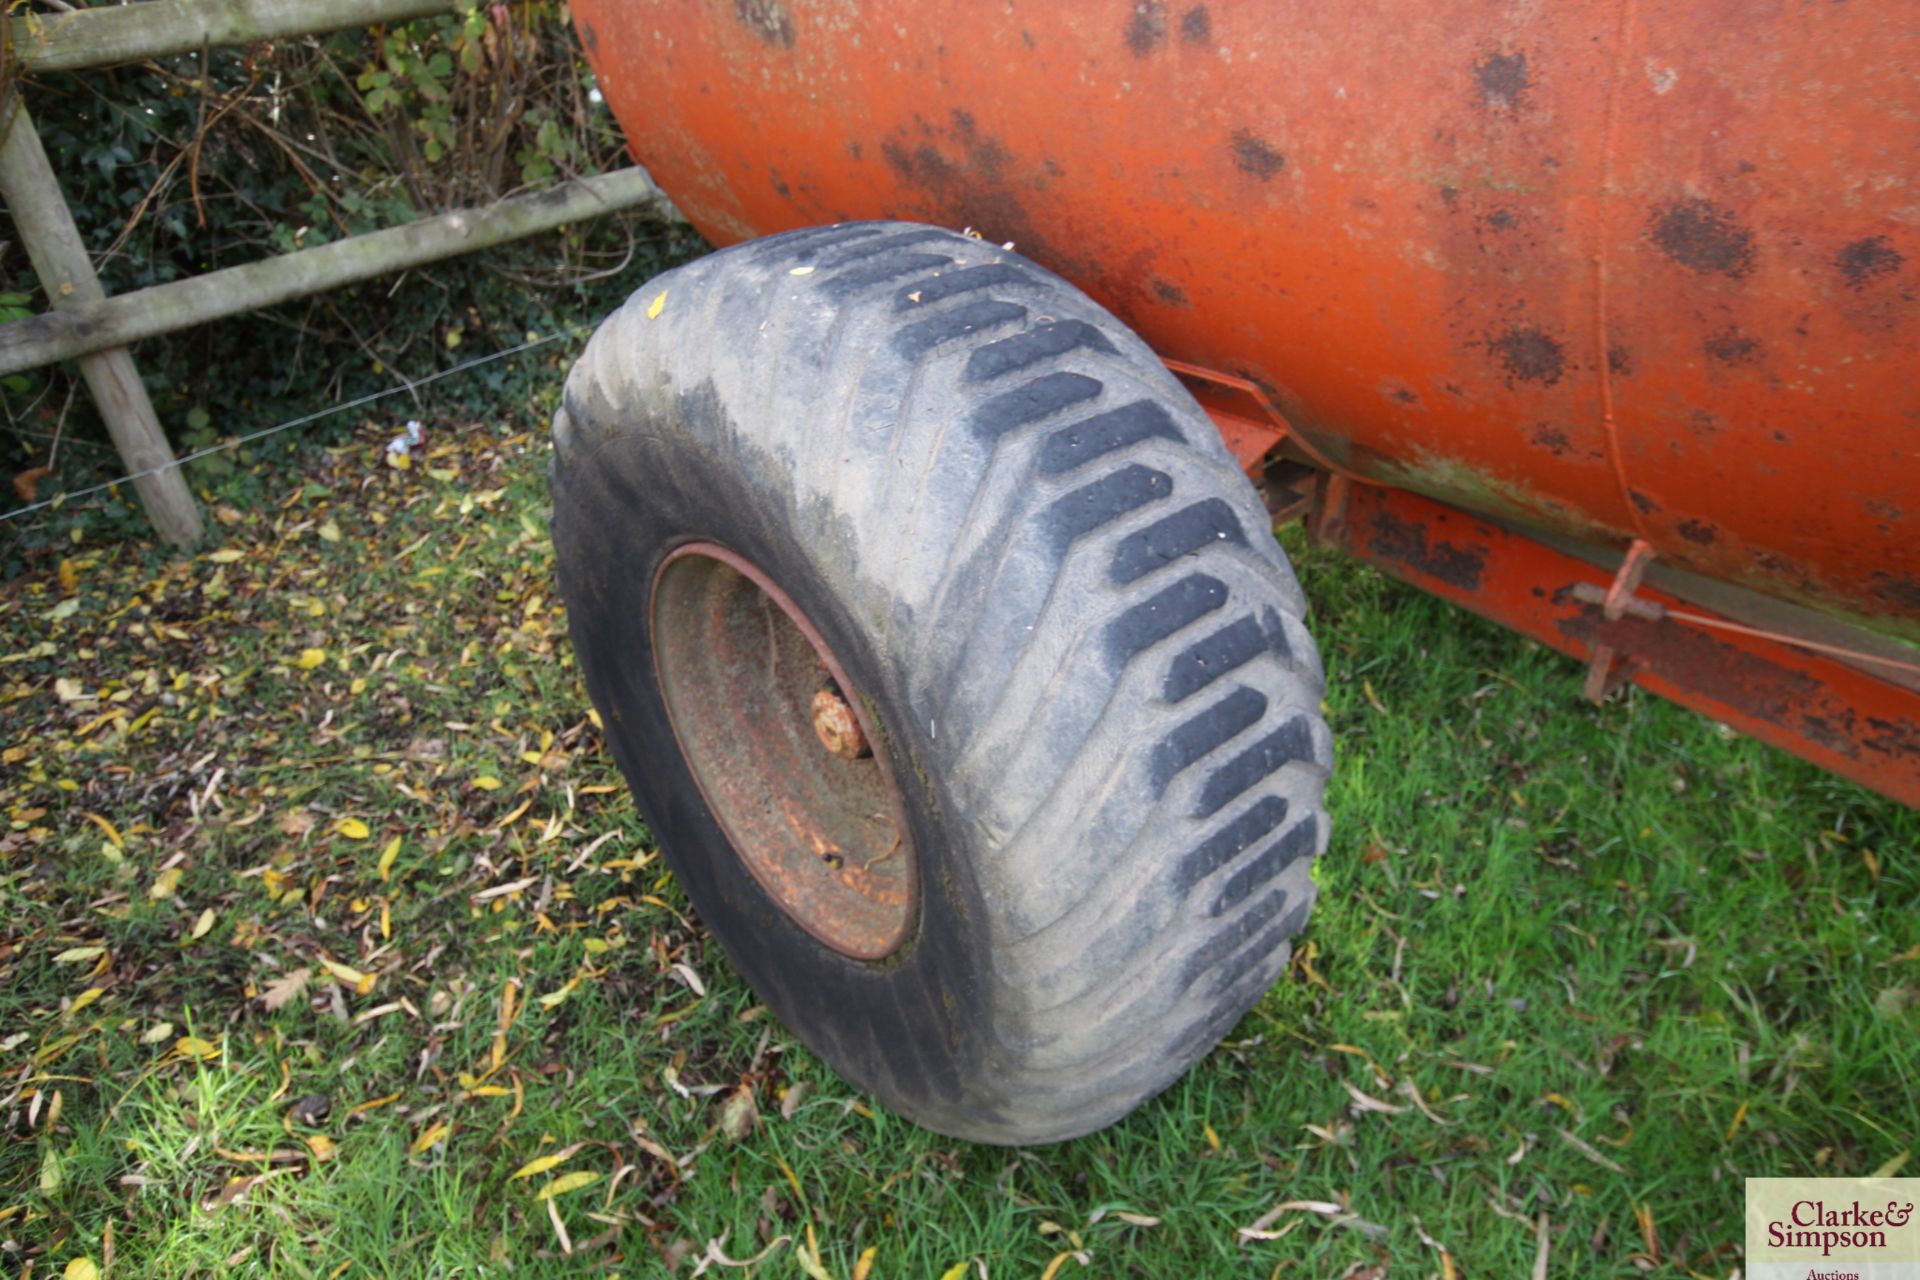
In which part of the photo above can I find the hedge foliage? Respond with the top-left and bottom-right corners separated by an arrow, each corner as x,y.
0,1 -> 699,551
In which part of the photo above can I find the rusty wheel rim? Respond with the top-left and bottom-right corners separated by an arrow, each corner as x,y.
649,543 -> 918,960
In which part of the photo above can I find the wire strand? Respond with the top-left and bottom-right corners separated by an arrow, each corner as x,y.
1,321 -> 595,525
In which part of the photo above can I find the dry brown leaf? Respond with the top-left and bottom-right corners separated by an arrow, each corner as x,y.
1557,1127 -> 1626,1174
717,1086 -> 758,1142
260,968 -> 311,1012
1343,1081 -> 1409,1115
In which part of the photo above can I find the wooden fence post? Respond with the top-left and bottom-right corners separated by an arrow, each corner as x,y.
0,97 -> 204,548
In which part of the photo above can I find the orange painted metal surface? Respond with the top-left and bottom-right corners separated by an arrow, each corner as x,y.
1325,483 -> 1920,807
575,0 -> 1920,799
575,0 -> 1919,649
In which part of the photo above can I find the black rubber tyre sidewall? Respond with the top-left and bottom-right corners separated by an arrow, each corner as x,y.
553,418 -> 999,1138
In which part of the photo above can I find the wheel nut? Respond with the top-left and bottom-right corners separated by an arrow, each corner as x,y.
811,686 -> 871,759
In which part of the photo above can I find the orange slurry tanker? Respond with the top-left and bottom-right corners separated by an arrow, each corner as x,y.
547,1 -> 1918,1141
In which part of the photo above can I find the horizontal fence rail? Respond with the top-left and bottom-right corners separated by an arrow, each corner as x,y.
0,166 -> 677,376
9,0 -> 460,73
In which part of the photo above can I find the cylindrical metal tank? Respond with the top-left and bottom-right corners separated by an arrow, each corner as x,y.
574,0 -> 1919,647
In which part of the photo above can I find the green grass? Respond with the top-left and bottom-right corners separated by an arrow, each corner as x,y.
1,356 -> 1915,1279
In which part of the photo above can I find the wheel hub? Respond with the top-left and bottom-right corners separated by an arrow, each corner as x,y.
648,543 -> 916,960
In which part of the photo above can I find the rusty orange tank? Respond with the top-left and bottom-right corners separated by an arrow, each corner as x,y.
572,0 -> 1919,802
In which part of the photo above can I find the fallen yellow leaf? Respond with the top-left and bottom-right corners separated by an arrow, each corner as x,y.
410,1122 -> 449,1155
510,1150 -> 575,1181
321,958 -> 376,996
346,1090 -> 402,1120
64,1257 -> 99,1280
295,648 -> 327,670
538,976 -> 581,1009
1040,1251 -> 1086,1280
175,1036 -> 219,1060
80,812 -> 123,849
472,776 -> 502,791
377,836 -> 401,881
149,866 -> 182,900
207,549 -> 246,563
646,289 -> 668,320
335,817 -> 370,840
189,907 -> 216,940
534,1170 -> 600,1200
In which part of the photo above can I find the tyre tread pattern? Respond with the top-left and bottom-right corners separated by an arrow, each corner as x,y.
551,223 -> 1329,1144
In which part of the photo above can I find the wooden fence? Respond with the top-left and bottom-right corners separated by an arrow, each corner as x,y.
1,0 -> 680,547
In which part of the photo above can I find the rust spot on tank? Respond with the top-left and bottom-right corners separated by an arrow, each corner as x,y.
1439,185 -> 1461,209
1484,208 -> 1518,232
1629,490 -> 1661,515
882,139 -> 955,186
733,0 -> 795,48
1474,49 -> 1530,109
1677,518 -> 1718,545
1864,716 -> 1920,759
1152,279 -> 1191,306
1529,424 -> 1572,457
1558,611 -> 1819,729
1231,131 -> 1285,181
579,20 -> 597,52
1868,571 -> 1920,612
1367,509 -> 1488,592
1490,325 -> 1566,387
1687,410 -> 1728,438
1837,235 -> 1904,289
1650,200 -> 1757,278
1606,344 -> 1634,376
1181,5 -> 1211,42
1703,328 -> 1761,364
1126,1 -> 1167,56
876,115 -> 1077,289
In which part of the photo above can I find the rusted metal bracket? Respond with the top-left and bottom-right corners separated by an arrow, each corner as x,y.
1307,471 -> 1354,548
1162,358 -> 1354,476
1321,482 -> 1920,807
1574,539 -> 1656,702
